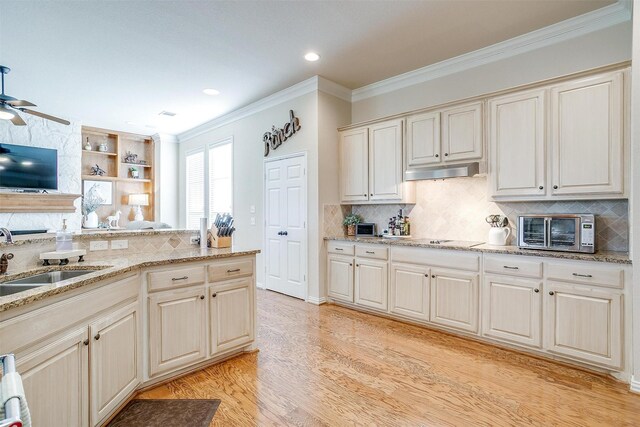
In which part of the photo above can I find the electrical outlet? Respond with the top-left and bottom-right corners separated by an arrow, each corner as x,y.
190,235 -> 200,245
111,240 -> 128,250
250,217 -> 256,225
89,240 -> 109,251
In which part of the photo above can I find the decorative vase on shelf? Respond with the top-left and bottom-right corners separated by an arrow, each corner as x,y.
84,211 -> 99,229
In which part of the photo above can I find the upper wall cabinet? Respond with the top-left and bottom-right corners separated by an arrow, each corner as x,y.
489,70 -> 627,201
441,102 -> 483,162
550,72 -> 624,196
339,119 -> 415,204
406,112 -> 441,167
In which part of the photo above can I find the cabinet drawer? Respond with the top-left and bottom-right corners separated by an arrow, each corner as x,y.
148,266 -> 205,292
392,247 -> 480,272
484,255 -> 542,278
355,245 -> 388,260
546,261 -> 624,289
327,241 -> 355,256
208,258 -> 254,282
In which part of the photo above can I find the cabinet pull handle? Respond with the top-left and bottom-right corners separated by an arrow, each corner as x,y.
227,268 -> 241,273
365,251 -> 375,254
503,265 -> 519,270
572,273 -> 593,278
534,289 -> 540,293
549,291 -> 555,296
172,276 -> 188,281
212,293 -> 217,298
83,339 -> 89,346
94,333 -> 100,341
335,248 -> 343,251
200,295 -> 205,300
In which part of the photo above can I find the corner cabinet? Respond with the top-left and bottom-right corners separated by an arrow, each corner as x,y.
339,119 -> 415,204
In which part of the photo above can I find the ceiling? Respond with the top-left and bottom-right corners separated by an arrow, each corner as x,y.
0,0 -> 615,135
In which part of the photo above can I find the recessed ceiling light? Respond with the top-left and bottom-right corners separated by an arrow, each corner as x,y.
203,88 -> 220,96
21,161 -> 33,166
304,52 -> 320,62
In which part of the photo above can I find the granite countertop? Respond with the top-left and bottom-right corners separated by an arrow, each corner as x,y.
324,236 -> 631,265
0,246 -> 260,313
0,228 -> 200,248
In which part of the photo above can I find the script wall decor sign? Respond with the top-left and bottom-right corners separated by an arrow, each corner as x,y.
263,110 -> 301,157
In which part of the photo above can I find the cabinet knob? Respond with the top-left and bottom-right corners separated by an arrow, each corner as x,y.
444,153 -> 449,157
349,263 -> 353,266
370,194 -> 373,197
424,274 -> 428,277
83,339 -> 89,346
549,291 -> 555,296
534,289 -> 539,293
212,293 -> 217,298
363,194 -> 367,197
431,275 -> 435,278
200,295 -> 205,300
356,264 -> 360,267
94,333 -> 100,341
435,154 -> 439,158
553,185 -> 558,189
538,186 -> 543,190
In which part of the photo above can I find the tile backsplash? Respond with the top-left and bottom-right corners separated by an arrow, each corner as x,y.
344,176 -> 628,252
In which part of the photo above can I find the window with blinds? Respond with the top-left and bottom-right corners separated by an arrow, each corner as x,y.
185,150 -> 205,229
209,142 -> 232,219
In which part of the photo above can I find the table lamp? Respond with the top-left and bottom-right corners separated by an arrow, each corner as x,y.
128,193 -> 149,222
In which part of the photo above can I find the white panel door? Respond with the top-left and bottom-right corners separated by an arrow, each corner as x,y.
406,112 -> 441,167
339,128 -> 369,202
442,102 -> 483,162
369,119 -> 403,201
265,154 -> 307,300
430,269 -> 479,333
550,72 -> 624,196
390,263 -> 430,321
489,89 -> 546,198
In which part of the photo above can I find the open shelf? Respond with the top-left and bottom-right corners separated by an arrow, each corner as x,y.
0,193 -> 81,213
122,162 -> 152,168
83,150 -> 118,157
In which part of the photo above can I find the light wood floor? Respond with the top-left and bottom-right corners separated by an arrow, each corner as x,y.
139,289 -> 640,426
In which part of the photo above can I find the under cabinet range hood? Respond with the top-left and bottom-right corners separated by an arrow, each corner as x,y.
404,162 -> 480,181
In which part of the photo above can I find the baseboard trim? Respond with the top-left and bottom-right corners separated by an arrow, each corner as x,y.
256,282 -> 266,289
306,296 -> 327,305
631,376 -> 640,393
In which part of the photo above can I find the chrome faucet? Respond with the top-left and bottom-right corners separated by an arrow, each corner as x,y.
0,253 -> 13,274
0,228 -> 13,244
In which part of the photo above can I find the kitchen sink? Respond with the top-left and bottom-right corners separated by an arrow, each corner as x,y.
0,270 -> 97,297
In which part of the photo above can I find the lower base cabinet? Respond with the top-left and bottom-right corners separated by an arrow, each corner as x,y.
389,263 -> 430,321
482,275 -> 542,348
327,254 -> 354,302
148,286 -> 208,377
544,281 -> 622,369
210,277 -> 255,355
429,269 -> 479,333
355,258 -> 388,310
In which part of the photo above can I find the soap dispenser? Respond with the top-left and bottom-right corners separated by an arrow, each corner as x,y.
56,219 -> 73,251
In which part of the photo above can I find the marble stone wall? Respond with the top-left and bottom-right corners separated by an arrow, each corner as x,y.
348,176 -> 629,252
0,115 -> 83,230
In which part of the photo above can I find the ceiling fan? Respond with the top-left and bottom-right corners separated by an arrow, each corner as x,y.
0,65 -> 70,126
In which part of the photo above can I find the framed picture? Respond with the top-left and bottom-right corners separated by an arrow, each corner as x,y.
83,180 -> 113,205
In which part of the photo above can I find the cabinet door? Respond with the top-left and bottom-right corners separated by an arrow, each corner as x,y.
355,258 -> 388,310
406,112 -> 441,167
89,302 -> 140,425
550,72 -> 624,196
327,254 -> 354,302
430,269 -> 479,333
149,286 -> 207,377
482,274 -> 542,348
210,277 -> 255,355
489,90 -> 546,198
442,102 -> 483,162
369,119 -> 403,201
544,281 -> 622,369
390,263 -> 429,321
339,127 -> 369,202
17,328 -> 89,427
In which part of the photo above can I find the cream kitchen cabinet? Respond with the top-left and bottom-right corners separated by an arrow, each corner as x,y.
406,111 -> 441,167
339,120 -> 414,204
389,263 -> 430,321
148,285 -> 208,377
429,268 -> 479,333
89,302 -> 140,425
17,328 -> 89,427
544,281 -> 622,369
488,89 -> 546,198
550,71 -> 624,196
355,258 -> 388,311
210,277 -> 255,355
441,102 -> 484,162
327,253 -> 354,303
481,274 -> 542,348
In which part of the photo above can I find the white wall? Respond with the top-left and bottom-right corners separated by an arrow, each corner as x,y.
0,115 -> 82,231
352,22 -> 632,123
179,91 -> 318,292
153,133 -> 179,227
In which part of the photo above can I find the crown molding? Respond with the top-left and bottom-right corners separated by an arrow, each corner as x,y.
317,76 -> 352,102
631,376 -> 640,394
351,1 -> 631,102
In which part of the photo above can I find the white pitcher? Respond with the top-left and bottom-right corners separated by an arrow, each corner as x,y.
488,227 -> 511,246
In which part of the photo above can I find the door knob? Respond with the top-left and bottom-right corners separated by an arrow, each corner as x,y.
282,231 -> 288,236
277,231 -> 282,236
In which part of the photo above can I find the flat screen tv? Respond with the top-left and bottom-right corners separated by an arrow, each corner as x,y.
0,143 -> 58,191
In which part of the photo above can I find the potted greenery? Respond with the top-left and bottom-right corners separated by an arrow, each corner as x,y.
129,166 -> 139,179
343,213 -> 363,236
82,185 -> 105,228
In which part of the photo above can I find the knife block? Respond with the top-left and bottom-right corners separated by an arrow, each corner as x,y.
208,226 -> 232,248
